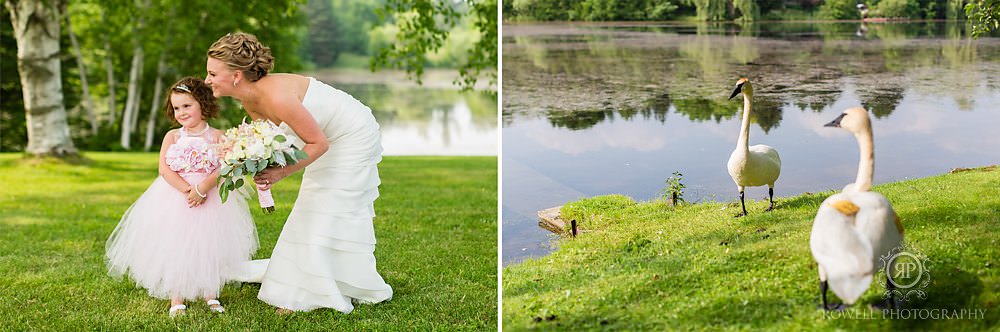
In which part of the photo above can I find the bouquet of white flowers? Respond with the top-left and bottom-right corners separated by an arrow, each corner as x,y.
217,118 -> 307,212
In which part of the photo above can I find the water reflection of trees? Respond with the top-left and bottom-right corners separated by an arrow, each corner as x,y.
505,21 -> 1000,130
342,84 -> 497,144
546,92 -> 785,132
860,86 -> 904,119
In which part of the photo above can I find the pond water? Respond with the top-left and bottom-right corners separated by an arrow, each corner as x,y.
502,21 -> 1000,265
329,82 -> 497,156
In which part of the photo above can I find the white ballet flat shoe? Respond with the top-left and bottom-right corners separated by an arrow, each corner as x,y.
207,299 -> 225,314
169,304 -> 186,318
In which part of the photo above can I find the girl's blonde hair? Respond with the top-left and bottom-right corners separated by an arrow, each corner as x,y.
207,32 -> 274,82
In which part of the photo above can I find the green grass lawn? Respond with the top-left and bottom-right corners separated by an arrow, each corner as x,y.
0,152 -> 497,330
503,167 -> 1000,330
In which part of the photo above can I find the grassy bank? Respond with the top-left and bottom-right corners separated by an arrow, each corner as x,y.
0,152 -> 497,330
503,167 -> 999,330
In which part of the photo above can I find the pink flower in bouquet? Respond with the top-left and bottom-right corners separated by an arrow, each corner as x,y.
217,118 -> 307,212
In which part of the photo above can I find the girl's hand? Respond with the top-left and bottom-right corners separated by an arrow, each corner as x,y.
186,184 -> 207,208
253,167 -> 286,191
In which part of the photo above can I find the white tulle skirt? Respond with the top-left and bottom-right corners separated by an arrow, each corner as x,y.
105,173 -> 258,301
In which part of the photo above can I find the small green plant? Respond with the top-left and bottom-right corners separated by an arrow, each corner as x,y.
660,171 -> 685,206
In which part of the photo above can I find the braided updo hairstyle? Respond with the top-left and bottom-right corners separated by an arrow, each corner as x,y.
207,32 -> 274,82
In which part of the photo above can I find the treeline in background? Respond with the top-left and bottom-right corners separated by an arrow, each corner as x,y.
1,0 -> 495,154
502,0 -> 975,21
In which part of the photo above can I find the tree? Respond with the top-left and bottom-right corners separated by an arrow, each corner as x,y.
967,0 -> 1000,37
305,0 -> 341,67
65,8 -> 97,135
5,0 -> 78,157
0,8 -> 26,152
371,0 -> 497,91
819,0 -> 861,19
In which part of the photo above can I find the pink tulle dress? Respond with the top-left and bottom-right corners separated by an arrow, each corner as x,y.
105,127 -> 258,301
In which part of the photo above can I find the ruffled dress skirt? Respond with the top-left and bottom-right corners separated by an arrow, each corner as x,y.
105,172 -> 258,300
238,77 -> 392,313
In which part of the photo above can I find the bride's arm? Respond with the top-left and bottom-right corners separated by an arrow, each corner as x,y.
253,94 -> 329,188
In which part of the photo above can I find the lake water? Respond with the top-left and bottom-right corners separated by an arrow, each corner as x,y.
315,78 -> 497,156
502,21 -> 1000,265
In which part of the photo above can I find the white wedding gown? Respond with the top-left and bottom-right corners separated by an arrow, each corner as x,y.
238,77 -> 392,313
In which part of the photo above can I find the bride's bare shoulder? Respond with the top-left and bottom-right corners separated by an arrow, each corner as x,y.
259,74 -> 309,101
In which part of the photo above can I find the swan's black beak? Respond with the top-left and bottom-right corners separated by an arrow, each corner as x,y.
728,84 -> 743,100
825,113 -> 847,127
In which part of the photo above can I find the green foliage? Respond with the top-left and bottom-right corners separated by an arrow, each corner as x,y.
692,0 -> 730,20
819,0 -> 861,19
457,0 -> 498,91
574,0 -> 681,21
733,0 -> 760,21
511,0 -> 575,20
660,171 -> 686,204
503,0 -> 517,19
300,0 -> 380,68
876,0 -> 922,18
371,0 -> 497,91
304,0 -> 342,67
3,0 -> 307,152
504,0 -> 966,22
946,0 -> 966,19
0,11 -> 25,152
966,0 -> 1000,37
505,167 -> 1000,330
0,153 -> 497,330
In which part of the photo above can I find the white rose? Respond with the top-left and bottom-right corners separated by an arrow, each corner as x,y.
247,141 -> 267,159
230,144 -> 245,160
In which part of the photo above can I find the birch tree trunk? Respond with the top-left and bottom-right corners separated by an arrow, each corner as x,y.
66,12 -> 97,135
119,0 -> 148,150
101,7 -> 116,126
119,35 -> 144,150
143,51 -> 168,151
128,67 -> 143,132
6,0 -> 78,157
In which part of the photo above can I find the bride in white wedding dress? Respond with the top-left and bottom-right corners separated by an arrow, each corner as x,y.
205,32 -> 392,313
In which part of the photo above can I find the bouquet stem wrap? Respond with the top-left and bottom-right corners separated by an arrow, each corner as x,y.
257,184 -> 275,213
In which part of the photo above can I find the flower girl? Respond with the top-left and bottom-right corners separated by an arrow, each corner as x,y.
105,77 -> 258,317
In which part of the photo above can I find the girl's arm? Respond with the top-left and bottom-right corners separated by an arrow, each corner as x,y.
158,130 -> 192,193
252,93 -> 330,189
192,128 -> 223,198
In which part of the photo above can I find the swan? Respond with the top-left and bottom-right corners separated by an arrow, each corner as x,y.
809,107 -> 904,311
727,78 -> 781,217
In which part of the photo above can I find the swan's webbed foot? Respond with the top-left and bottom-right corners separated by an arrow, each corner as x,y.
870,275 -> 899,311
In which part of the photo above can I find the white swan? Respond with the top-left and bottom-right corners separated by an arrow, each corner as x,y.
810,107 -> 904,310
727,78 -> 781,217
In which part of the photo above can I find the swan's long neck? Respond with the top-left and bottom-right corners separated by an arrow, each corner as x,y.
736,92 -> 752,154
853,123 -> 874,192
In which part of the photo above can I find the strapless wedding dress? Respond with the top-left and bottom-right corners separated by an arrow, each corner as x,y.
240,77 -> 392,313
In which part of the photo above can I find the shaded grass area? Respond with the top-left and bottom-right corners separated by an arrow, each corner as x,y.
0,152 -> 497,330
503,167 -> 999,330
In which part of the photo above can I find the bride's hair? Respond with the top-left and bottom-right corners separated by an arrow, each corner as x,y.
207,32 -> 274,82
